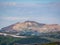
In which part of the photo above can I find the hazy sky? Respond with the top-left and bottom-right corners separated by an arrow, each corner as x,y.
0,0 -> 60,28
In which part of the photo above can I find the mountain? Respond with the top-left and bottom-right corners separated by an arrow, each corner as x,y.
0,21 -> 60,44
0,21 -> 60,33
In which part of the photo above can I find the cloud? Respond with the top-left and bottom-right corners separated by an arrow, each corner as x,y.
0,2 -> 60,24
0,16 -> 55,22
0,16 -> 29,21
0,2 -> 16,6
15,2 -> 60,8
0,2 -> 60,7
37,17 -> 58,21
35,17 -> 59,24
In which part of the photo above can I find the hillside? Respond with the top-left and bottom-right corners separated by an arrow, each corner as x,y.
1,21 -> 60,33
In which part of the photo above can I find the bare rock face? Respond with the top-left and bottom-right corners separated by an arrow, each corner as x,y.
1,21 -> 60,33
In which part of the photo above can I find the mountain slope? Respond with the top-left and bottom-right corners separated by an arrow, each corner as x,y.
0,21 -> 60,33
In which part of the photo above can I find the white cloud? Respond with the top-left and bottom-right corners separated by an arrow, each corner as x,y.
37,17 -> 57,21
0,2 -> 60,7
0,16 -> 29,21
0,16 -> 58,22
35,17 -> 59,24
0,2 -> 16,6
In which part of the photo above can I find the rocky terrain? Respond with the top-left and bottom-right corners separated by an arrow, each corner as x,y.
0,21 -> 60,45
0,21 -> 60,33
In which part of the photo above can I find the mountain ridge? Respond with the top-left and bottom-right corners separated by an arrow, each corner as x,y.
0,21 -> 60,33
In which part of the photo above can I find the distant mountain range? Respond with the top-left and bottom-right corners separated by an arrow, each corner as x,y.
0,21 -> 60,33
0,21 -> 60,41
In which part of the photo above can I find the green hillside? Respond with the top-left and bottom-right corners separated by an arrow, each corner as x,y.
0,35 -> 60,45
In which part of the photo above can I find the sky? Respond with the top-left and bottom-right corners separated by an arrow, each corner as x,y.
0,0 -> 60,29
